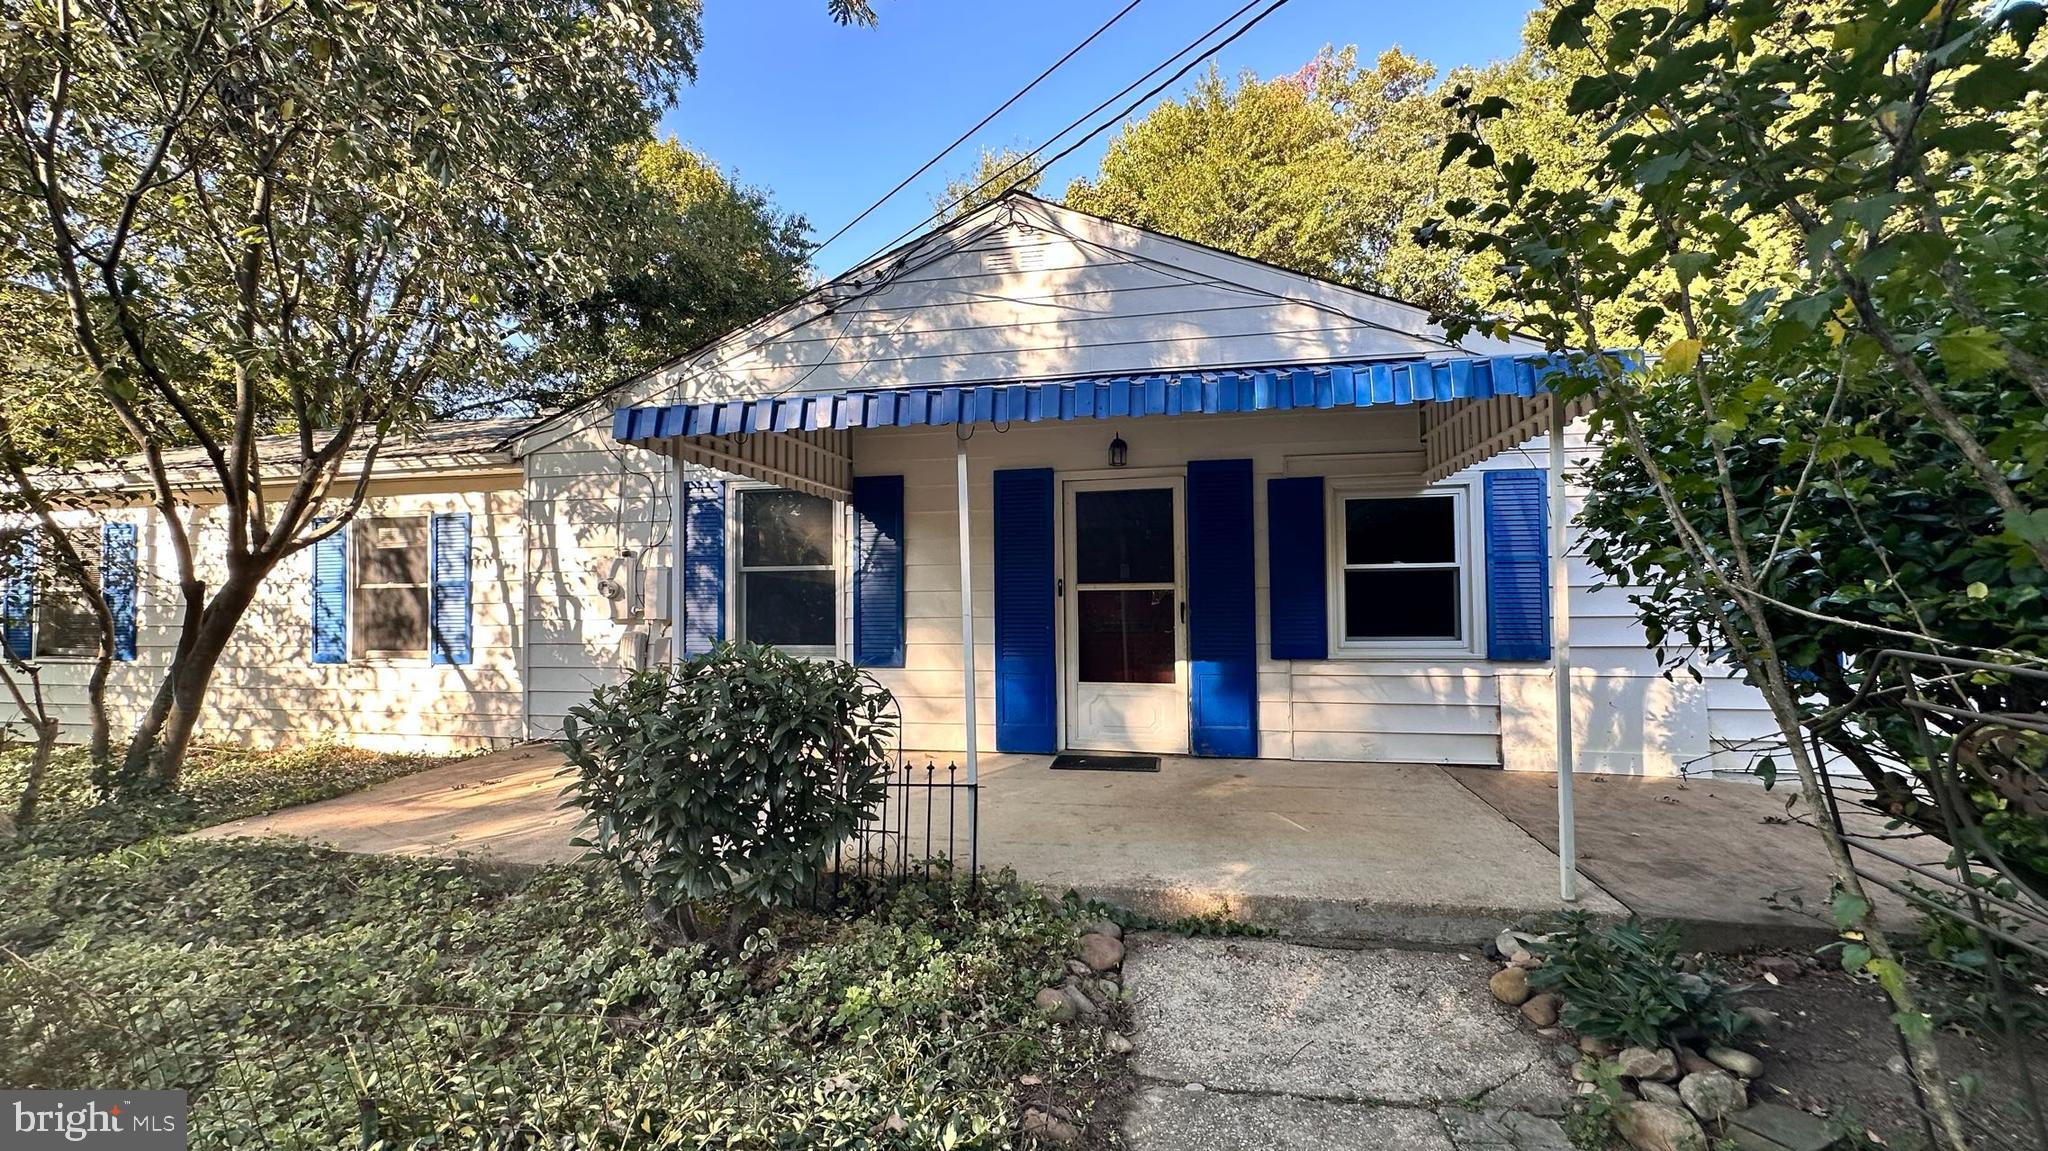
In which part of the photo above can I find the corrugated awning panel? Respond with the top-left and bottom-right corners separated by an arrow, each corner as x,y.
611,353 -> 1568,447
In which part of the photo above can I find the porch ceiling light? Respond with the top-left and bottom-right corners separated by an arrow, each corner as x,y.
1108,432 -> 1128,469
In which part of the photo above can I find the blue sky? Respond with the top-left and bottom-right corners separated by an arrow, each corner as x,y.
659,0 -> 1538,279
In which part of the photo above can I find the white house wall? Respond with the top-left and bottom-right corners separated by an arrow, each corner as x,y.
25,477 -> 525,755
831,413 -> 1770,775
523,416 -> 678,737
517,197 -> 1534,435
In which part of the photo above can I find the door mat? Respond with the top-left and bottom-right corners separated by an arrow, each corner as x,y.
1050,754 -> 1161,773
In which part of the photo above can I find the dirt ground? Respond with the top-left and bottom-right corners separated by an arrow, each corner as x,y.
1728,954 -> 2048,1150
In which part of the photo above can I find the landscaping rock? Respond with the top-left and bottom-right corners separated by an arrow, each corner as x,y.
1614,1100 -> 1709,1151
1080,918 -> 1122,941
1637,1080 -> 1684,1110
1489,965 -> 1533,1005
1020,1107 -> 1080,1145
1552,1044 -> 1580,1067
1751,956 -> 1803,983
1106,1031 -> 1134,1055
1521,992 -> 1561,1027
1496,929 -> 1534,964
1580,1034 -> 1616,1057
1678,1069 -> 1747,1126
1737,1005 -> 1781,1033
1726,1102 -> 1844,1151
1616,1046 -> 1680,1082
1676,1048 -> 1720,1077
1080,932 -> 1125,973
1066,959 -> 1092,978
1705,1046 -> 1764,1079
1063,983 -> 1101,1018
1034,987 -> 1077,1023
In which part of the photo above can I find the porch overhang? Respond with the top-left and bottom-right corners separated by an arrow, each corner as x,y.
609,352 -> 1585,495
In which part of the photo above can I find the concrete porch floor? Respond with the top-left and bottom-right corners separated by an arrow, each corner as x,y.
192,744 -> 1902,947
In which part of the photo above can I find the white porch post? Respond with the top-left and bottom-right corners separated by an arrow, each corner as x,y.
956,435 -> 978,790
670,453 -> 687,669
1550,398 -> 1579,903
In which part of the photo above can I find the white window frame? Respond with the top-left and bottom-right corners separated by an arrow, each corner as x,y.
726,482 -> 846,659
1325,479 -> 1484,658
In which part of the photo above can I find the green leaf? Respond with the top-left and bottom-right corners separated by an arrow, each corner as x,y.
1756,755 -> 1777,790
1892,1009 -> 1935,1041
1841,942 -> 1872,972
1439,133 -> 1476,173
1831,887 -> 1872,931
1662,338 -> 1703,374
1935,326 -> 2008,382
1635,149 -> 1689,188
1953,57 -> 2039,110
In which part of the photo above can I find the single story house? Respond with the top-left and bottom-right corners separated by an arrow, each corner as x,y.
5,194 -> 1774,782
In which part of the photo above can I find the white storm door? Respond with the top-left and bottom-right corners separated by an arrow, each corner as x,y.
1063,478 -> 1189,754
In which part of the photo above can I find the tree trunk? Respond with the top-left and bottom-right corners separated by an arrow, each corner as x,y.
86,651 -> 112,770
14,718 -> 59,834
119,563 -> 270,790
119,573 -> 208,788
147,568 -> 268,789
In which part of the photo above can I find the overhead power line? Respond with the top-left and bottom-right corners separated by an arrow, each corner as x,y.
655,0 -> 1301,394
809,0 -> 1149,262
855,0 -> 1292,264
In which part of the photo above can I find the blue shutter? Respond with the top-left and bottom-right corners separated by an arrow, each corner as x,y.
3,533 -> 36,660
852,475 -> 905,668
1186,459 -> 1258,757
1266,476 -> 1328,660
1485,469 -> 1551,661
993,468 -> 1056,753
430,512 -> 473,665
311,524 -> 348,664
101,521 -> 138,661
682,477 -> 726,656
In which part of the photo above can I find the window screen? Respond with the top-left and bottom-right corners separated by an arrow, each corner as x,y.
737,489 -> 835,651
36,529 -> 102,658
352,517 -> 430,658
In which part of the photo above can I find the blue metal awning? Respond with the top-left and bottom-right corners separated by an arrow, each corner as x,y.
611,352 -> 1571,446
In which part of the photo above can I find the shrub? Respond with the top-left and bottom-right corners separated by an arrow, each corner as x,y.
560,642 -> 897,949
1528,912 -> 1751,1050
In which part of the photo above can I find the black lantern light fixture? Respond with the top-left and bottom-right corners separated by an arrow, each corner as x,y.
1108,431 -> 1128,468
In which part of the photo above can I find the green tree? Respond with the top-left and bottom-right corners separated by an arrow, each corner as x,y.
938,146 -> 1043,219
1430,0 -> 2048,1143
1,0 -> 707,788
1063,46 -> 1598,318
488,138 -> 813,414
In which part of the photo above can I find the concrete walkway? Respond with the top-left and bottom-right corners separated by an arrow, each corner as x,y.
192,746 -> 1624,941
1121,935 -> 1575,1150
1449,768 -> 1941,947
193,745 -> 1895,946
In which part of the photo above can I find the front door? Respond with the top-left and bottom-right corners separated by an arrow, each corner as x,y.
1063,478 -> 1188,753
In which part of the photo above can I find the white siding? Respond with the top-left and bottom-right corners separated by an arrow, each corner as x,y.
522,417 -> 677,737
514,197 -> 1537,458
725,413 -> 1772,774
28,477 -> 526,755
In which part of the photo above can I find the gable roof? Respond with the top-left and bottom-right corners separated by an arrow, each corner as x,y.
509,191 -> 1539,455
